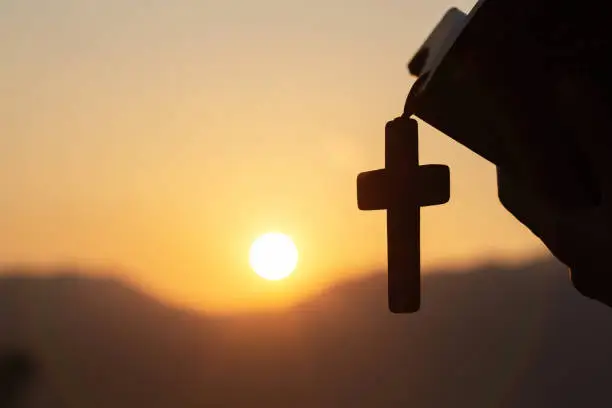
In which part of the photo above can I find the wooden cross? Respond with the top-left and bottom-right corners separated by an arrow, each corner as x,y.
357,117 -> 450,313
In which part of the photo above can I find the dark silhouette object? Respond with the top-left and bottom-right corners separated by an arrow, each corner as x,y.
357,118 -> 449,313
359,0 -> 612,311
0,351 -> 36,408
407,47 -> 429,77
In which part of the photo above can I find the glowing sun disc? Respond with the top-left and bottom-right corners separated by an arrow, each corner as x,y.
249,233 -> 298,280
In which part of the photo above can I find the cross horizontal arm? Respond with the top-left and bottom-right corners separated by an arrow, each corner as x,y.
356,165 -> 450,211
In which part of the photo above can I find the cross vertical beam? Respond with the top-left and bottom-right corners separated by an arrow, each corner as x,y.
357,117 -> 450,313
386,117 -> 420,313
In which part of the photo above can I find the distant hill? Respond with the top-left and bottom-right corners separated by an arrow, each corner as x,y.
1,258 -> 611,408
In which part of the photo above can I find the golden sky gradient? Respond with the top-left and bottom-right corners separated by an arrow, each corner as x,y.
0,0 -> 548,313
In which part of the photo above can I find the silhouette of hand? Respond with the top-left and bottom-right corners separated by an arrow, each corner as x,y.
497,75 -> 612,308
498,168 -> 612,307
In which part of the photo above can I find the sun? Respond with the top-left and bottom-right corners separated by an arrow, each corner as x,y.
249,232 -> 298,281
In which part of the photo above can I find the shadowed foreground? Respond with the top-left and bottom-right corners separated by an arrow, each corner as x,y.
1,258 -> 611,407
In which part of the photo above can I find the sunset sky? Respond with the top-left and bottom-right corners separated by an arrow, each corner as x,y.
0,0 -> 548,313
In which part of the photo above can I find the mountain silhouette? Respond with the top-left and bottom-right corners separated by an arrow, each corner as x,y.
1,258 -> 611,408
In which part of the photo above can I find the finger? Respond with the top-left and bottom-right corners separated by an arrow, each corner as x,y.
497,168 -> 556,235
497,167 -> 591,268
553,74 -> 612,201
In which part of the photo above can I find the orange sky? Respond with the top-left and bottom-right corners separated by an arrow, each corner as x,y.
0,0 -> 548,313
